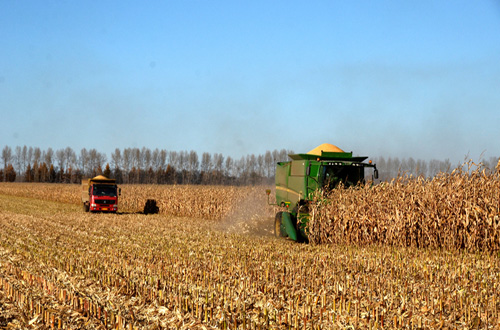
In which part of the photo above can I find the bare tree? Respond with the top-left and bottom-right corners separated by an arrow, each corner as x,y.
178,151 -> 187,170
213,153 -> 224,184
178,151 -> 187,183
188,150 -> 199,184
386,157 -> 401,179
122,148 -> 131,177
407,157 -> 416,176
150,148 -> 166,183
200,152 -> 212,184
142,147 -> 151,171
278,149 -> 289,163
98,152 -> 107,174
14,146 -> 22,175
201,152 -> 212,172
264,150 -> 273,179
151,148 -> 160,171
33,147 -> 41,165
133,148 -> 141,170
373,156 -> 387,181
168,151 -> 177,169
168,151 -> 178,183
2,146 -> 12,169
44,148 -> 54,167
27,147 -> 33,168
56,149 -> 66,172
87,149 -> 105,176
21,146 -> 28,174
88,149 -> 98,175
479,156 -> 499,174
235,156 -> 246,185
65,147 -> 76,170
257,154 -> 264,179
439,159 -> 452,173
427,159 -> 440,178
111,148 -> 122,171
225,156 -> 233,183
55,148 -> 66,182
416,159 -> 428,177
79,148 -> 89,177
159,149 -> 167,170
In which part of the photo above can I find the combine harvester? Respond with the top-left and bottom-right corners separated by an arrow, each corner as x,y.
266,143 -> 378,242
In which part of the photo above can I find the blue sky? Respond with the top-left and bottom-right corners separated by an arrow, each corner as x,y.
1,1 -> 499,164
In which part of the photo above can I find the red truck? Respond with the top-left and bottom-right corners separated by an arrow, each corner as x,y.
81,175 -> 121,212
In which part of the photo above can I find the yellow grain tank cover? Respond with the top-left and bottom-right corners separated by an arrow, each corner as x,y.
306,143 -> 345,156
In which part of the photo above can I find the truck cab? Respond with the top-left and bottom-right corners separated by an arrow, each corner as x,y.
269,144 -> 378,241
82,175 -> 120,213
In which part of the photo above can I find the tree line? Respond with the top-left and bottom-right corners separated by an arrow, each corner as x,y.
373,156 -> 499,181
0,146 -> 293,185
1,145 -> 498,185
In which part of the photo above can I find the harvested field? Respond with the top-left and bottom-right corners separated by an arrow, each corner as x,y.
1,183 -> 500,329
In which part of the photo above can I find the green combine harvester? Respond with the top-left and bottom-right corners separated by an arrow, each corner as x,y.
267,143 -> 378,242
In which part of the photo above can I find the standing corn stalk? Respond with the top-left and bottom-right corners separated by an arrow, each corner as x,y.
308,162 -> 500,251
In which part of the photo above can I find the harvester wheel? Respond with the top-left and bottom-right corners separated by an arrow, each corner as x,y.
83,203 -> 89,212
274,212 -> 287,238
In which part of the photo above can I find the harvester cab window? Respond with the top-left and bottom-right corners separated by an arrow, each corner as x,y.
322,165 -> 363,189
92,185 -> 118,197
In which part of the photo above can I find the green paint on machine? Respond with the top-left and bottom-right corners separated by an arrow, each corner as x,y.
267,143 -> 378,242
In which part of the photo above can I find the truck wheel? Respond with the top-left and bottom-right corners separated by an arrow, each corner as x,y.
274,212 -> 288,238
83,203 -> 89,212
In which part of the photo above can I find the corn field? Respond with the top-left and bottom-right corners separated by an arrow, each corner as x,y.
0,183 -> 272,220
308,164 -> 500,251
1,172 -> 500,329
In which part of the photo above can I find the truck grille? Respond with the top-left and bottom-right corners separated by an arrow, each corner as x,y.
95,199 -> 114,205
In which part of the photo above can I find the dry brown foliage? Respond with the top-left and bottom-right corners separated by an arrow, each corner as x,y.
308,163 -> 500,251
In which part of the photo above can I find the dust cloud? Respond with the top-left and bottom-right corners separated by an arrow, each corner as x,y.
215,193 -> 274,237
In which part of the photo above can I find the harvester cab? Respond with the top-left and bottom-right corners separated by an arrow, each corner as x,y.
267,143 -> 378,242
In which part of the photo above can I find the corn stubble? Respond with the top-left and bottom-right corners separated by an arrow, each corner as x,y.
0,168 -> 500,329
